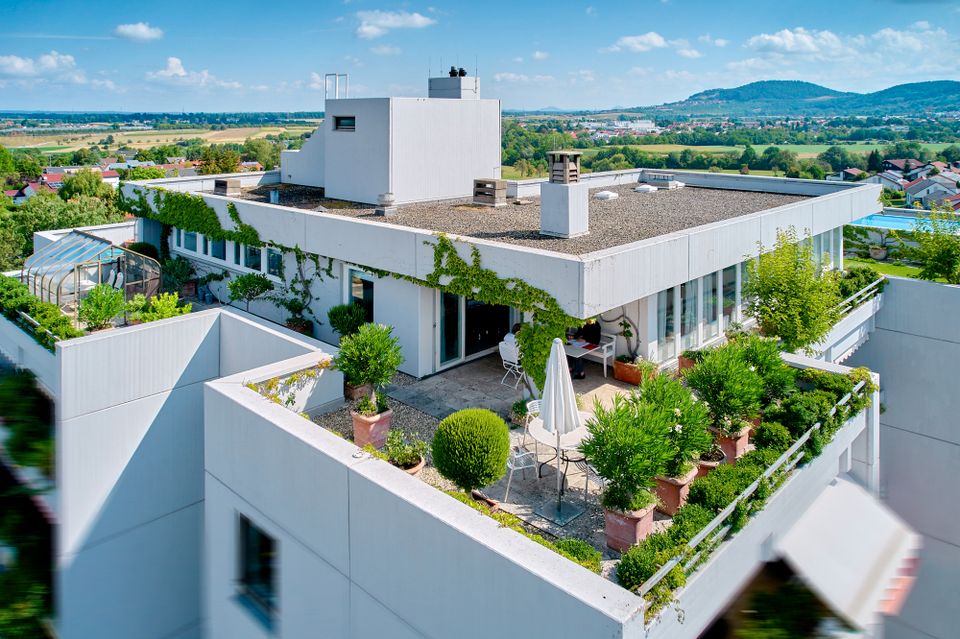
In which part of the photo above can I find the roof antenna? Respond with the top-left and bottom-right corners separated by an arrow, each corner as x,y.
475,54 -> 478,79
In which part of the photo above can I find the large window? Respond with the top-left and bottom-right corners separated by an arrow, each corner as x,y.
245,245 -> 262,271
183,231 -> 197,252
657,287 -> 676,360
680,280 -> 698,351
703,272 -> 719,341
211,238 -> 226,261
350,269 -> 374,322
722,265 -> 737,328
267,248 -> 282,278
238,515 -> 276,616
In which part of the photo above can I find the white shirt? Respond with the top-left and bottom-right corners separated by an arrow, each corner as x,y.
503,332 -> 517,345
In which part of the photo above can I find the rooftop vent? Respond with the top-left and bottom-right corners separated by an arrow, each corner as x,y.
375,192 -> 397,217
639,170 -> 685,190
548,150 -> 582,184
213,178 -> 241,197
540,150 -> 588,238
472,178 -> 506,207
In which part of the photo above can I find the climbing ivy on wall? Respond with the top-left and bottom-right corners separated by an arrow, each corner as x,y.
371,234 -> 581,392
118,186 -> 263,247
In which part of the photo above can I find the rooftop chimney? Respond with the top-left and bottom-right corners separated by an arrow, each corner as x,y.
428,71 -> 480,99
213,178 -> 241,197
473,178 -> 506,207
539,150 -> 588,238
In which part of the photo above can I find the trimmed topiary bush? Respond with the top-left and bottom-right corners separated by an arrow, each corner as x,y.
752,422 -> 792,453
327,303 -> 367,338
432,408 -> 510,492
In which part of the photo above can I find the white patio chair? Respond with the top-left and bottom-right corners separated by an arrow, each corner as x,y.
503,446 -> 537,504
521,399 -> 542,457
113,272 -> 124,290
582,331 -> 617,377
499,341 -> 524,389
572,459 -> 605,505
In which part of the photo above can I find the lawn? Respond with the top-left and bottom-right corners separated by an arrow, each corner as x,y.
578,142 -> 953,160
845,256 -> 923,279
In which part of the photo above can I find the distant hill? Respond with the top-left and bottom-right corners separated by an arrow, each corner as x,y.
650,79 -> 960,116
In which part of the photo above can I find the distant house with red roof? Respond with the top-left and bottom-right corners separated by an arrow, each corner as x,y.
882,158 -> 920,173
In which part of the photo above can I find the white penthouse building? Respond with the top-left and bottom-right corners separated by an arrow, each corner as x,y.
0,74 -> 951,639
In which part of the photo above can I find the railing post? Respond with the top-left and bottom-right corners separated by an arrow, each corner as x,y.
865,377 -> 881,496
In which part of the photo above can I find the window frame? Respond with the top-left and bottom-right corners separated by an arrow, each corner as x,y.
333,115 -> 356,131
237,514 -> 277,621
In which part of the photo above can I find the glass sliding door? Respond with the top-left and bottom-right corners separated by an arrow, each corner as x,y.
722,265 -> 737,328
439,292 -> 461,366
465,299 -> 510,357
703,272 -> 719,341
657,287 -> 676,360
680,279 -> 698,351
350,270 -> 374,322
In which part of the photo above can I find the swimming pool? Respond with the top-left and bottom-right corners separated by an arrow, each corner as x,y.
850,214 -> 924,231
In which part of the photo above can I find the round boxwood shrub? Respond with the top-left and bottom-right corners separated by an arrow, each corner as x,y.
432,408 -> 510,492
752,422 -> 792,453
127,241 -> 160,261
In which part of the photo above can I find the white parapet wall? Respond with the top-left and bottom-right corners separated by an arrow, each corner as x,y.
55,308 -> 341,639
203,378 -> 646,639
33,220 -> 138,254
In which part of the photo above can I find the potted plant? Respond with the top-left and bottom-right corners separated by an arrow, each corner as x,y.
162,256 -> 196,298
327,303 -> 367,339
579,397 -> 673,551
383,429 -> 428,475
78,284 -> 126,331
633,375 -> 712,516
509,399 -> 528,427
333,323 -> 404,446
684,345 -> 763,464
613,355 -> 658,386
227,273 -> 274,312
696,443 -> 727,478
432,408 -> 510,494
276,296 -> 313,336
678,349 -> 705,371
868,245 -> 888,261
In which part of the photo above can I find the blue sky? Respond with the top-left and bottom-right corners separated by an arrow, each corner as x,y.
1,0 -> 958,112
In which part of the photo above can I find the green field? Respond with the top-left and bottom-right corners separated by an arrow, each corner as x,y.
845,257 -> 923,279
501,164 -> 778,179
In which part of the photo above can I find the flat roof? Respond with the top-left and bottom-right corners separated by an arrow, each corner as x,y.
236,182 -> 809,256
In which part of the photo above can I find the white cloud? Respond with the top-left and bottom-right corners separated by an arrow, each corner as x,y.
370,45 -> 401,56
512,56 -> 524,63
146,57 -> 241,89
0,50 -> 86,83
585,6 -> 596,15
698,34 -> 728,47
493,72 -> 553,83
91,78 -> 120,91
677,48 -> 703,59
605,32 -> 667,52
309,72 -> 324,90
569,69 -> 595,82
911,20 -> 930,30
628,66 -> 652,76
355,10 -> 435,39
532,50 -> 549,60
871,27 -> 927,52
113,22 -> 163,42
344,55 -> 364,66
746,27 -> 853,59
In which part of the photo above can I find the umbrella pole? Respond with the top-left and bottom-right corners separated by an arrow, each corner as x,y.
556,431 -> 562,513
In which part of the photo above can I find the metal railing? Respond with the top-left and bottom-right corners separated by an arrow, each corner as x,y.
834,276 -> 885,319
15,310 -> 59,346
637,380 -> 867,605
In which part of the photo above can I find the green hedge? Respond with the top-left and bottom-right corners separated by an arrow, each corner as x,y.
0,275 -> 83,350
0,371 -> 54,476
444,491 -> 602,573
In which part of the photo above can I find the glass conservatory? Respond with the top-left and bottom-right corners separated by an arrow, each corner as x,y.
22,230 -> 161,321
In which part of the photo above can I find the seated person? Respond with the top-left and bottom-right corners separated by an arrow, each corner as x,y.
570,318 -> 601,379
503,323 -> 521,346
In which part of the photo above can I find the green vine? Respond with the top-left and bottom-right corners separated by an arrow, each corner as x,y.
119,186 -> 263,247
367,234 -> 580,392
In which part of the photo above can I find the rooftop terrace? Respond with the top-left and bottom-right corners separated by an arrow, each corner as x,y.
236,182 -> 808,255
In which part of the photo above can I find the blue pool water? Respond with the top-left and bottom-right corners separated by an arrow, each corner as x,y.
850,214 -> 925,231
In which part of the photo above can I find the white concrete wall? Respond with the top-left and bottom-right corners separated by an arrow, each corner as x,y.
280,127 -> 325,188
203,380 -> 646,639
389,97 -> 501,204
55,309 -> 336,639
33,220 -> 137,253
846,278 -> 960,639
323,98 -> 391,204
0,313 -> 59,396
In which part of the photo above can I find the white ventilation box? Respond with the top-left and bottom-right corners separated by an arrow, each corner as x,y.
594,190 -> 619,200
540,181 -> 589,238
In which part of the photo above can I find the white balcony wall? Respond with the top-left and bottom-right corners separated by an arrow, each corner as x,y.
846,278 -> 960,639
0,314 -> 58,396
204,381 -> 646,639
280,127 -> 325,188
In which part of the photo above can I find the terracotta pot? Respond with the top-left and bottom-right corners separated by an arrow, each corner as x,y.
603,502 -> 656,552
696,456 -> 724,479
344,382 -> 373,401
677,354 -> 697,371
180,280 -> 197,299
715,426 -> 751,464
655,465 -> 699,516
285,317 -> 313,336
401,456 -> 426,476
748,415 -> 762,437
613,360 -> 649,385
351,409 -> 393,449
869,246 -> 888,261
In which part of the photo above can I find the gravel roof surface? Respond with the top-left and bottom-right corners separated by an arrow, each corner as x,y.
239,182 -> 808,256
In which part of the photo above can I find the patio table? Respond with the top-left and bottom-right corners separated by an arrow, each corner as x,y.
563,340 -> 598,359
527,412 -> 593,495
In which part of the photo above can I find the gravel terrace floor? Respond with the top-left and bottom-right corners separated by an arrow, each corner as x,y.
310,355 -> 664,570
239,183 -> 808,256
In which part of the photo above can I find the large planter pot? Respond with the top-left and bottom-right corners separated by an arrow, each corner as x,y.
603,503 -> 656,552
655,465 -> 699,516
715,426 -> 751,464
351,409 -> 393,449
697,446 -> 727,478
869,246 -> 888,261
344,382 -> 373,401
613,360 -> 648,385
180,280 -> 197,299
400,456 -> 426,477
677,354 -> 697,371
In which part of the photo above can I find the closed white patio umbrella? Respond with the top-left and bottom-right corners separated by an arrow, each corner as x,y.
536,337 -> 585,524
